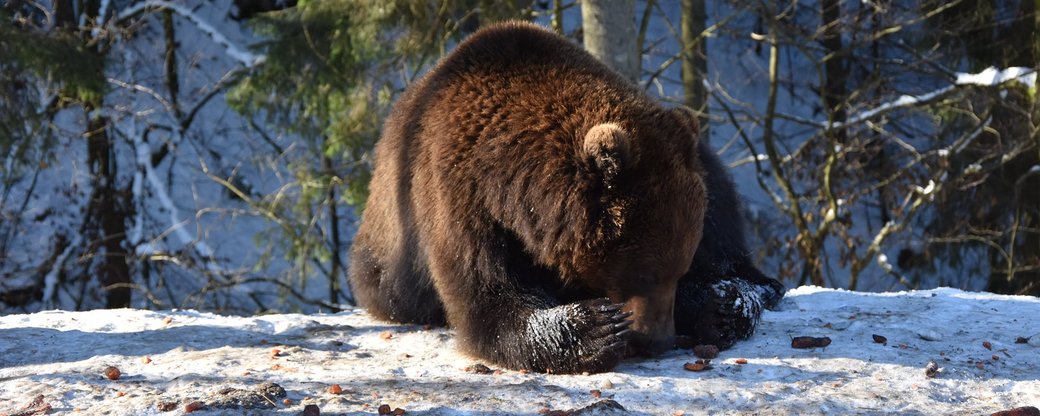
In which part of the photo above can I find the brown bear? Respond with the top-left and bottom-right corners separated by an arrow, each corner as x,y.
349,21 -> 782,374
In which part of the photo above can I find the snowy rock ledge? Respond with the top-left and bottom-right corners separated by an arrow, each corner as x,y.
1,287 -> 1038,415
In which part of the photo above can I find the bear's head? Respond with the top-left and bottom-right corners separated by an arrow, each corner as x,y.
579,106 -> 707,356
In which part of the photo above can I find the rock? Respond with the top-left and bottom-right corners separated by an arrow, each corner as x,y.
257,382 -> 287,398
917,329 -> 942,341
991,406 -> 1040,416
464,363 -> 493,374
570,399 -> 628,415
828,320 -> 853,331
683,360 -> 711,372
791,336 -> 831,349
925,360 -> 941,378
693,344 -> 719,359
5,395 -> 51,416
209,382 -> 287,410
156,401 -> 178,412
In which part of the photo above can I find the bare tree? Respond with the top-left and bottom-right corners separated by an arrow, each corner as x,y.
703,1 -> 1039,293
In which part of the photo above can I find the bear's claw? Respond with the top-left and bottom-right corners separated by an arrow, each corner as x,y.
596,301 -> 625,313
605,339 -> 628,351
611,317 -> 633,330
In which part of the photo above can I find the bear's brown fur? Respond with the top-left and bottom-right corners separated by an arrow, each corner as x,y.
350,21 -> 782,374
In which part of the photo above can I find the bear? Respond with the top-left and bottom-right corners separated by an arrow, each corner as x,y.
676,140 -> 786,348
349,21 -> 783,374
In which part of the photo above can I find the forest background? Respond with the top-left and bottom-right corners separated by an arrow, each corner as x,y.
1,0 -> 1037,314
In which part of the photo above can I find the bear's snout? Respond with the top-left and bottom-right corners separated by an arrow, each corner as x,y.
622,293 -> 676,356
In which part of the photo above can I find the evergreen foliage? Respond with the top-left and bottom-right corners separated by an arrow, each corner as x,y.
224,0 -> 530,303
0,8 -> 104,168
228,0 -> 530,210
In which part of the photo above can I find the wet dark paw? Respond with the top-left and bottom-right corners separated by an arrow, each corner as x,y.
568,298 -> 634,373
761,278 -> 786,310
676,278 -> 780,349
526,298 -> 632,374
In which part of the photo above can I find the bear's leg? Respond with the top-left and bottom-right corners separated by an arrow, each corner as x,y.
426,230 -> 632,374
674,142 -> 785,348
350,234 -> 446,326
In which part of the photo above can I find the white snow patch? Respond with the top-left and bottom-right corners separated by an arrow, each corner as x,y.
2,287 -> 1037,415
914,179 -> 937,197
40,234 -> 82,306
131,124 -> 215,262
955,67 -> 1037,88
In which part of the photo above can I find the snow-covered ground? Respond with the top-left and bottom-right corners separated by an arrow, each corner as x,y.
1,286 -> 1038,415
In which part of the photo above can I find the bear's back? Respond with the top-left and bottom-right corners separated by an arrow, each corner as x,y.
434,22 -> 614,82
408,22 -> 655,151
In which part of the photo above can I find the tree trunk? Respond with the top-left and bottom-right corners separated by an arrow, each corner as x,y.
322,154 -> 344,310
1035,0 -> 1040,65
163,9 -> 182,120
581,0 -> 638,83
84,106 -> 132,308
72,0 -> 132,308
681,0 -> 709,139
551,0 -> 565,34
820,0 -> 846,139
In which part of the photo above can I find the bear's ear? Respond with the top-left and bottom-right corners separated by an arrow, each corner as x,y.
671,106 -> 701,146
583,123 -> 631,185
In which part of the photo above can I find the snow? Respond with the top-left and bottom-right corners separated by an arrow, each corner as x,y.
40,235 -> 81,307
2,287 -> 1037,415
833,86 -> 955,130
955,67 -> 1037,88
832,67 -> 1036,130
132,128 -> 215,262
117,1 -> 264,67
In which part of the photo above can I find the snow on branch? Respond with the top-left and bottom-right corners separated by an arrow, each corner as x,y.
834,86 -> 955,129
828,67 -> 1036,130
713,65 -> 1031,133
42,235 -> 82,306
117,1 -> 264,67
131,131 -> 217,264
955,66 -> 1037,87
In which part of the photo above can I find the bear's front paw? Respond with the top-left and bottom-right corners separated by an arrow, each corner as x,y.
762,278 -> 786,310
525,298 -> 633,373
677,278 -> 779,349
